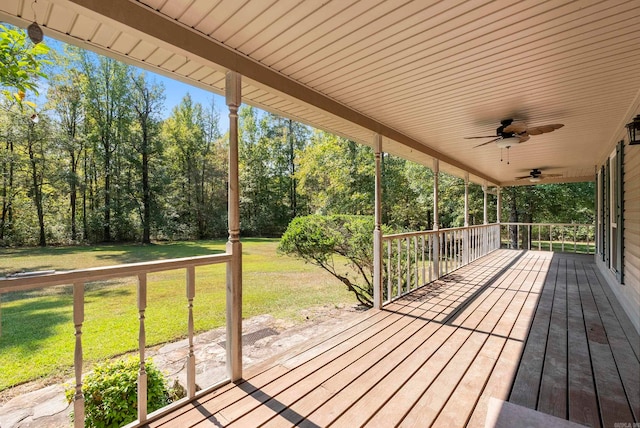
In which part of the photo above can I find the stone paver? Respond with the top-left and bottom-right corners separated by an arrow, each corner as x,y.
0,305 -> 361,428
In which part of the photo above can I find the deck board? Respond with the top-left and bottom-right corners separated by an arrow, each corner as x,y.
566,259 -> 601,428
143,250 -> 639,428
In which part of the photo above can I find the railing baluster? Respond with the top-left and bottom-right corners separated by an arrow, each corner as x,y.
397,239 -> 401,298
405,237 -> 410,293
421,235 -> 426,286
137,273 -> 148,423
186,266 -> 196,398
73,282 -> 85,428
574,225 -> 577,253
387,241 -> 391,302
428,234 -> 433,282
414,236 -> 418,290
538,226 -> 541,251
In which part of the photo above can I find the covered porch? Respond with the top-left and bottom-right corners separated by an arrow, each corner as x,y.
143,249 -> 639,427
1,1 -> 639,427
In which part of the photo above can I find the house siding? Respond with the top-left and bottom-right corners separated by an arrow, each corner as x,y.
599,140 -> 640,334
623,141 -> 640,332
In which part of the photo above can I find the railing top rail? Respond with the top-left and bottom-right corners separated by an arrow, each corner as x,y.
0,253 -> 232,294
500,222 -> 594,227
382,223 -> 498,240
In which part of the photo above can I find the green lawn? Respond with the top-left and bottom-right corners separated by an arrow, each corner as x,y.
0,239 -> 357,391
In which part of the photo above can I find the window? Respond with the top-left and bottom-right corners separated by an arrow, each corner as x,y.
598,141 -> 624,283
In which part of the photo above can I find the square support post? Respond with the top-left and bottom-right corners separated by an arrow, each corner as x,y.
225,71 -> 242,382
373,134 -> 383,309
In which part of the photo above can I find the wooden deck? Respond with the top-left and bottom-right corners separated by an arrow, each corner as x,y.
145,250 -> 639,427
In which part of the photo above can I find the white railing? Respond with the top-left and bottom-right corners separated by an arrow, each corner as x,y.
499,222 -> 595,254
380,224 -> 500,305
0,253 -> 232,428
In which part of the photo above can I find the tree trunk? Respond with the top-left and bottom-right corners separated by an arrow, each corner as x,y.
1,139 -> 14,241
103,138 -> 111,242
142,132 -> 151,244
70,151 -> 78,241
28,126 -> 46,247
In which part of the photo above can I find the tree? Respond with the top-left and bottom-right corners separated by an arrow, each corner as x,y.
0,24 -> 50,108
296,131 -> 374,216
162,94 -> 226,239
279,215 -> 381,307
48,56 -> 85,241
130,71 -> 165,243
80,51 -> 132,241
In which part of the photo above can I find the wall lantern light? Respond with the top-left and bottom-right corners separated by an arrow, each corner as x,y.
627,114 -> 640,145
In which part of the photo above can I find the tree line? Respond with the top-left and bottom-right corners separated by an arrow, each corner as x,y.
0,26 -> 594,247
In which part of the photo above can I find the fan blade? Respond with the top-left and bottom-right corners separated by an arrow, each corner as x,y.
519,135 -> 530,143
474,137 -> 500,148
503,122 -> 527,134
464,135 -> 498,139
515,175 -> 532,179
527,123 -> 564,135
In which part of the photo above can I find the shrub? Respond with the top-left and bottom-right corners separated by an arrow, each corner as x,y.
279,215 -> 387,307
65,357 -> 171,428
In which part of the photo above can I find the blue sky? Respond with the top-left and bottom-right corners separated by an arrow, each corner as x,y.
148,71 -> 226,120
42,35 -> 229,125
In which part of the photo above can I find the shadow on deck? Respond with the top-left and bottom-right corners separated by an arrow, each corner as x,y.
143,250 -> 639,428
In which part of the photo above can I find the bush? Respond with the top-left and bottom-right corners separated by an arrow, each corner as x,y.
279,215 -> 387,307
65,357 -> 171,428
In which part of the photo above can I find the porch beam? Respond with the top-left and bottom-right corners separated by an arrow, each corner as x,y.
61,0 -> 498,186
225,71 -> 242,382
373,134 -> 383,309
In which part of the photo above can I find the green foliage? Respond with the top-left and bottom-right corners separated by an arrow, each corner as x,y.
0,24 -> 50,107
65,357 -> 170,428
296,131 -> 374,216
0,35 -> 594,246
279,215 -> 387,307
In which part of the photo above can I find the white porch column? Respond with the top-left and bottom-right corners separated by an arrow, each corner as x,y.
225,71 -> 242,381
432,159 -> 440,279
483,181 -> 488,225
373,134 -> 383,309
496,186 -> 502,224
464,172 -> 469,228
463,172 -> 470,265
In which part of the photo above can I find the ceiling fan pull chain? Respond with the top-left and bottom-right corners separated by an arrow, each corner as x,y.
500,148 -> 503,162
507,147 -> 510,165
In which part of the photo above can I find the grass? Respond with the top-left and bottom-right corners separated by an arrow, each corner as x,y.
0,239 -> 357,391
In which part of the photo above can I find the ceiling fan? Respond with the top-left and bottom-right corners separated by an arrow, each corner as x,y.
516,168 -> 562,183
465,118 -> 564,149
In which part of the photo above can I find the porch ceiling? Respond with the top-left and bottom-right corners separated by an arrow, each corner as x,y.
2,0 -> 639,186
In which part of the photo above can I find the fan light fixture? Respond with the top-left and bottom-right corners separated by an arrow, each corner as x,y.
495,137 -> 520,149
627,114 -> 640,145
529,176 -> 542,183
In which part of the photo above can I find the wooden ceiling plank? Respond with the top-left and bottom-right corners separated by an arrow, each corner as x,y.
310,1 -> 632,96
251,0 -> 364,63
